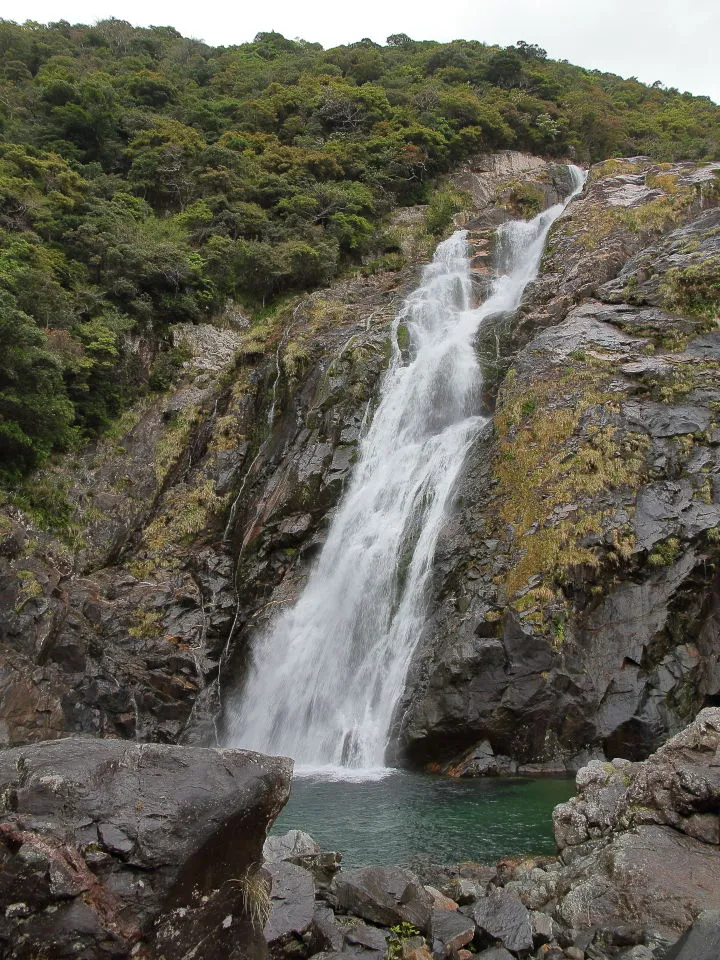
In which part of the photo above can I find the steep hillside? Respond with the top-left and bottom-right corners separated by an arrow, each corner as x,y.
1,18 -> 719,481
2,149 -> 719,773
0,152 -> 574,747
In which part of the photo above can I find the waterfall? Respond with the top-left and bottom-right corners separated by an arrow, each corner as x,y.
225,165 -> 585,773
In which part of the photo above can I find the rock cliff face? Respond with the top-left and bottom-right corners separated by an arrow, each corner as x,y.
1,152 -> 719,775
395,157 -> 720,772
0,150 -> 574,755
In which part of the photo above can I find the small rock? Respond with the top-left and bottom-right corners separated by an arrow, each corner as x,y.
5,903 -> 30,919
430,908 -> 475,956
425,886 -> 459,911
402,936 -> 426,959
402,937 -> 433,960
530,911 -> 555,946
264,829 -> 320,863
476,948 -> 514,960
333,866 -> 433,933
345,922 -> 388,957
616,948 -> 655,960
446,878 -> 482,905
310,905 -> 344,953
98,821 -> 135,856
565,948 -> 584,960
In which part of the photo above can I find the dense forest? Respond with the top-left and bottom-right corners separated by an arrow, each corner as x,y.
1,17 -> 719,482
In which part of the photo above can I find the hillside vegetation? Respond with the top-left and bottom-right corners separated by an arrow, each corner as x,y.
1,18 -> 719,480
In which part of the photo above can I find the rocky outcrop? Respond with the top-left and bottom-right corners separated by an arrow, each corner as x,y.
0,737 -> 292,958
218,710 -> 718,960
0,259 -> 404,749
549,708 -> 720,940
396,157 -> 720,771
401,711 -> 719,958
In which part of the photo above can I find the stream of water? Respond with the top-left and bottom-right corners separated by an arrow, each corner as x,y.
225,166 -> 585,774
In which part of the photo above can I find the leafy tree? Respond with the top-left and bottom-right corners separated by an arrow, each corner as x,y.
515,40 -> 547,61
486,50 -> 524,88
0,18 -> 718,479
0,292 -> 74,479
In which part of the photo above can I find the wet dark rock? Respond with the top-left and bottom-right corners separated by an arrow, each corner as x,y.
430,907 -> 475,956
333,866 -> 434,933
472,889 -> 533,953
0,737 -> 292,959
264,860 -> 316,956
663,909 -> 720,960
395,159 -> 720,773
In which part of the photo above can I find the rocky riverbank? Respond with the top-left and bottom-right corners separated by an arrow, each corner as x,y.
260,708 -> 720,960
0,688 -> 717,958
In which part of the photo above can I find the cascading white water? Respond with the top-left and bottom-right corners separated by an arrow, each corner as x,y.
225,165 -> 585,773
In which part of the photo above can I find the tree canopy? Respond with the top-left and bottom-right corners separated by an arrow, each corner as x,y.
0,18 -> 718,480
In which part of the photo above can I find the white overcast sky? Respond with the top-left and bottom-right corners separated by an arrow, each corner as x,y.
7,0 -> 719,104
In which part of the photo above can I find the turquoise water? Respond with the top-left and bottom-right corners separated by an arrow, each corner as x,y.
271,770 -> 575,868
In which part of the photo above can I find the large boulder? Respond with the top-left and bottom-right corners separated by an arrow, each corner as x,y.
0,737 -> 292,958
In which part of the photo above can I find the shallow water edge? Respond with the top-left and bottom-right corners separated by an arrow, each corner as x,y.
270,769 -> 575,869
